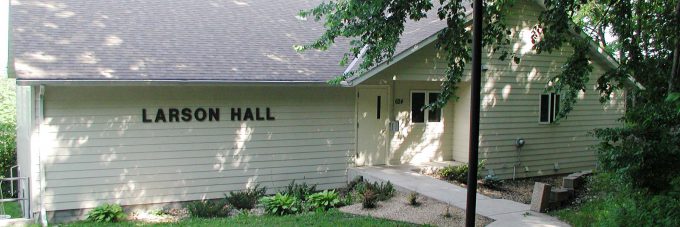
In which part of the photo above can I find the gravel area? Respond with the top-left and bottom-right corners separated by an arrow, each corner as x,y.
339,191 -> 493,227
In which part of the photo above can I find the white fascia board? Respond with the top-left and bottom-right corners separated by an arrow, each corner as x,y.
344,32 -> 440,87
344,11 -> 473,87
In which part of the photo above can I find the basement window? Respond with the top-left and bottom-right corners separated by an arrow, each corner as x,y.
539,93 -> 560,124
412,91 -> 442,123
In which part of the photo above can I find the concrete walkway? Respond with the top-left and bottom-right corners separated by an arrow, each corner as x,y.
349,166 -> 569,227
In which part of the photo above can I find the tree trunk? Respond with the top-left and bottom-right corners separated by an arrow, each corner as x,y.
670,0 -> 680,94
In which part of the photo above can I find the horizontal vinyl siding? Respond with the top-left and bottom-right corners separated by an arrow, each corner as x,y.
478,0 -> 625,179
40,86 -> 354,211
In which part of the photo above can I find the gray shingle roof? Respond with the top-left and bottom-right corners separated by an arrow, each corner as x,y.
11,0 -> 446,82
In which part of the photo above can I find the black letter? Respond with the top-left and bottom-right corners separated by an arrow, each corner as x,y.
181,108 -> 192,121
195,108 -> 207,121
209,108 -> 220,121
142,109 -> 152,123
168,108 -> 180,122
266,108 -> 276,120
243,108 -> 254,121
155,109 -> 167,123
255,108 -> 265,121
231,108 -> 241,121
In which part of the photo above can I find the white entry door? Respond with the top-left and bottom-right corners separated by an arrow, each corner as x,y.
356,86 -> 388,166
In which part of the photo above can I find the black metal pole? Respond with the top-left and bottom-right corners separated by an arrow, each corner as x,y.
465,0 -> 483,226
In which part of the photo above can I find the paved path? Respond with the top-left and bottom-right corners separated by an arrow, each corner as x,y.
349,166 -> 569,227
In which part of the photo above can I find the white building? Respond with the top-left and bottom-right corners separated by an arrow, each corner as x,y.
6,0 -> 624,222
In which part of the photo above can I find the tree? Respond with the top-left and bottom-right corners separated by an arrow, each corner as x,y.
298,0 -> 517,106
301,0 -> 679,192
540,0 -> 680,194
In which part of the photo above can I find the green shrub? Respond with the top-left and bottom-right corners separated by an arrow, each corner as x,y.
225,184 -> 266,210
481,175 -> 504,189
259,193 -> 301,216
361,189 -> 378,209
407,192 -> 419,206
593,101 -> 680,193
0,78 -> 16,124
86,203 -> 127,223
349,180 -> 395,203
439,165 -> 468,183
307,190 -> 341,211
282,180 -> 317,201
554,174 -> 680,226
439,162 -> 486,184
0,123 -> 16,198
186,199 -> 230,218
371,181 -> 395,201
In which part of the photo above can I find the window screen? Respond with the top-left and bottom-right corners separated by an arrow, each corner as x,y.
428,92 -> 441,122
411,92 -> 425,123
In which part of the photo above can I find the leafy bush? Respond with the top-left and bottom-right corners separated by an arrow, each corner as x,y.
225,184 -> 266,210
307,190 -> 341,211
0,123 -> 16,198
86,203 -> 127,223
361,189 -> 377,209
349,180 -> 395,203
593,102 -> 680,193
554,174 -> 680,226
481,175 -> 504,189
282,180 -> 317,201
439,161 -> 486,184
186,199 -> 230,218
0,79 -> 16,124
439,165 -> 469,183
407,192 -> 419,206
259,193 -> 301,216
371,181 -> 395,201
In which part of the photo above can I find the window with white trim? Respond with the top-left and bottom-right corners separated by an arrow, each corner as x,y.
411,91 -> 442,123
539,93 -> 560,124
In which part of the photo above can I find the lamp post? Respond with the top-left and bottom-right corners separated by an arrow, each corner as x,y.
465,0 -> 483,226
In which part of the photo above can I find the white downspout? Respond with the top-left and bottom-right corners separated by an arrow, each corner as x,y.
37,85 -> 47,226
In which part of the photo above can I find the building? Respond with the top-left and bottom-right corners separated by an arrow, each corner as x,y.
6,0 -> 624,222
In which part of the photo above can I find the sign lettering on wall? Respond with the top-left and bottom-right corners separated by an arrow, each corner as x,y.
142,108 -> 275,123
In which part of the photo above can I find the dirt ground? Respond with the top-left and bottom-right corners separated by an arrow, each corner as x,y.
431,173 -> 567,204
477,175 -> 567,204
339,191 -> 493,227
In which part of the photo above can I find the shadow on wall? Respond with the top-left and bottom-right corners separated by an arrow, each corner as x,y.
390,110 -> 446,165
477,2 -> 625,177
38,86 -> 352,212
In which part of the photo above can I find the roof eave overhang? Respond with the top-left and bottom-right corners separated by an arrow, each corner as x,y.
342,33 -> 440,87
341,12 -> 472,87
15,79 -> 332,87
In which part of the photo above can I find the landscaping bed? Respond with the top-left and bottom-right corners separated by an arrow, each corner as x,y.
58,179 -> 486,226
340,190 -> 492,227
476,174 -> 566,204
59,210 -> 422,227
430,164 -> 568,204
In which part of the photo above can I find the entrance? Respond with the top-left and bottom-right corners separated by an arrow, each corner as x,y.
356,86 -> 389,166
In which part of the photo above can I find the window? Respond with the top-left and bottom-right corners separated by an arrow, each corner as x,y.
539,93 -> 560,124
411,91 -> 442,123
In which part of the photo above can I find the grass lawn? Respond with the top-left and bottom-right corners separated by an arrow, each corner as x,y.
1,201 -> 22,218
55,210 -> 425,227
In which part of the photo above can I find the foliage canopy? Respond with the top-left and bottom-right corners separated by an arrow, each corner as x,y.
301,0 -> 679,193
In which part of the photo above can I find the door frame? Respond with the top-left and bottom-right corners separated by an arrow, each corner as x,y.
355,85 -> 391,166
